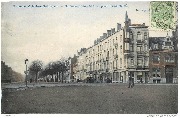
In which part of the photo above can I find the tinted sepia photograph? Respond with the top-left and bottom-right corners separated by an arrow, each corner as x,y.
1,0 -> 178,116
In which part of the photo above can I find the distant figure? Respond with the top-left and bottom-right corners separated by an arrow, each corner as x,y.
128,77 -> 134,88
132,78 -> 134,86
140,77 -> 143,83
30,78 -> 32,83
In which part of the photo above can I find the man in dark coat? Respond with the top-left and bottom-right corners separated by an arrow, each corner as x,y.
128,76 -> 134,88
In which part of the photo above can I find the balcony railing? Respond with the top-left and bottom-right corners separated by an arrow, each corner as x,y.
106,68 -> 109,72
136,65 -> 149,69
113,43 -> 118,48
137,51 -> 144,55
114,54 -> 118,59
124,38 -> 130,42
124,50 -> 130,54
137,40 -> 143,44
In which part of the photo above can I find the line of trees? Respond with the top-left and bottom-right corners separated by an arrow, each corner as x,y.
28,58 -> 69,83
1,61 -> 24,83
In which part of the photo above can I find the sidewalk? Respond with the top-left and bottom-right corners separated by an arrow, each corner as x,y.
1,82 -> 177,90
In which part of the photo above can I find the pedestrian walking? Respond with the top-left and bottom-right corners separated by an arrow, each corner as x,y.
128,76 -> 134,88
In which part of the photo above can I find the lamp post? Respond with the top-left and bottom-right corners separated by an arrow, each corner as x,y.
25,59 -> 29,87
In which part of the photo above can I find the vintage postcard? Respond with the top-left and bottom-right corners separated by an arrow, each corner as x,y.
1,0 -> 178,116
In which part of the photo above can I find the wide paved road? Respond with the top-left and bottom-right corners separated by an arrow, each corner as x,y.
1,83 -> 178,114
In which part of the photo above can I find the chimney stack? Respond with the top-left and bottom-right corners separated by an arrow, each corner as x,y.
107,30 -> 111,36
117,23 -> 121,31
100,36 -> 103,41
111,28 -> 115,34
94,40 -> 97,45
103,33 -> 107,39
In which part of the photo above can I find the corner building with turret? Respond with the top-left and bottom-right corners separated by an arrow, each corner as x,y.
75,12 -> 149,83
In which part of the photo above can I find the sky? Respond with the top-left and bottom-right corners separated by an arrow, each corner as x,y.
1,1 -> 174,74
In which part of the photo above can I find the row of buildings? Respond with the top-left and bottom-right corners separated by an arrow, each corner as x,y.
68,11 -> 178,84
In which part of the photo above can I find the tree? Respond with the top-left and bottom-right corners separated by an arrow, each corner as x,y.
39,57 -> 70,83
29,60 -> 43,83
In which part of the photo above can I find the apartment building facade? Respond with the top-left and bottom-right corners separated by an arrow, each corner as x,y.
149,34 -> 178,83
74,12 -> 149,83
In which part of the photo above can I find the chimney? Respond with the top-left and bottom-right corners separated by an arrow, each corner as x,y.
103,33 -> 107,39
128,19 -> 131,25
107,30 -> 111,36
125,11 -> 128,22
111,28 -> 115,34
117,23 -> 121,31
94,40 -> 97,45
100,36 -> 104,41
97,38 -> 100,44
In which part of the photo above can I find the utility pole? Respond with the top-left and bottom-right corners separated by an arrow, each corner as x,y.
25,59 -> 29,87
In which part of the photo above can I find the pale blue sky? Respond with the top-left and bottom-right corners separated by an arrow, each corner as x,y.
1,1 -> 171,74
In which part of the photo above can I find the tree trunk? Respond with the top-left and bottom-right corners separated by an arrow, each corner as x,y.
62,71 -> 64,83
51,74 -> 54,82
59,71 -> 61,82
35,72 -> 38,83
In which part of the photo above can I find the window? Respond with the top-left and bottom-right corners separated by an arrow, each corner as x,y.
130,34 -> 133,39
130,44 -> 134,51
120,35 -> 122,41
153,55 -> 160,63
137,46 -> 142,52
152,68 -> 161,78
137,31 -> 142,40
126,32 -> 130,38
113,61 -> 115,68
165,54 -> 175,62
152,68 -> 160,72
144,32 -> 147,39
120,58 -> 122,64
120,45 -> 122,53
144,57 -> 148,66
120,45 -> 122,49
144,45 -> 148,51
137,58 -> 143,66
130,31 -> 133,39
165,42 -> 171,46
131,58 -> 134,65
154,44 -> 159,50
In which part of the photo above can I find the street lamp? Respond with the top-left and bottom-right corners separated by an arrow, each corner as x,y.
25,59 -> 29,87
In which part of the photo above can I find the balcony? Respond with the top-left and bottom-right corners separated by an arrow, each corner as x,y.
124,38 -> 130,42
124,50 -> 130,54
137,51 -> 144,55
136,65 -> 149,69
113,67 -> 118,70
137,65 -> 143,69
114,54 -> 118,59
137,40 -> 143,44
114,43 -> 118,48
106,68 -> 109,72
127,53 -> 134,57
106,57 -> 109,61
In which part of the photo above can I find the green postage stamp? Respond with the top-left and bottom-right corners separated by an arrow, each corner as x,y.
150,1 -> 178,30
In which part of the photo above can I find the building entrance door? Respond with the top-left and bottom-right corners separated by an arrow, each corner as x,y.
165,66 -> 173,83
